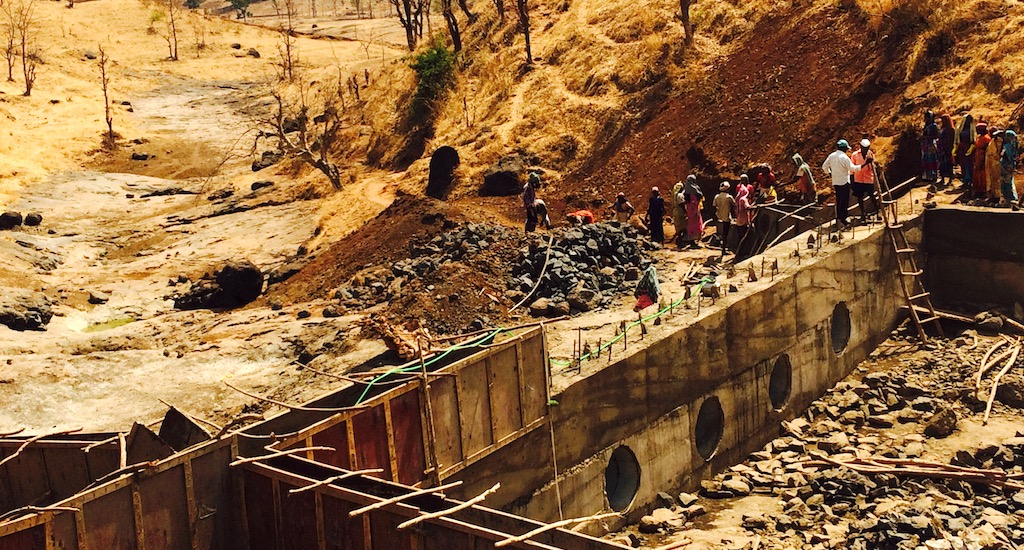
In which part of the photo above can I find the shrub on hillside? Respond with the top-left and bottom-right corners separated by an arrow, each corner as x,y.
409,42 -> 457,123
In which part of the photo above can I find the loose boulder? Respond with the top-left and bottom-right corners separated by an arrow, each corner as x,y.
252,151 -> 283,172
479,154 -> 525,196
923,405 -> 957,438
23,213 -> 42,227
173,261 -> 264,310
0,290 -> 52,331
0,211 -> 23,230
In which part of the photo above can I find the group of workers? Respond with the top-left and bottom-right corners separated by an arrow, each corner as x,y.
920,110 -> 1020,207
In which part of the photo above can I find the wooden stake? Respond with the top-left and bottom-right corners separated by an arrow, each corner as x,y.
118,432 -> 127,469
396,483 -> 500,529
288,468 -> 384,495
348,480 -> 464,517
229,446 -> 336,467
494,512 -> 621,547
984,345 -> 1021,425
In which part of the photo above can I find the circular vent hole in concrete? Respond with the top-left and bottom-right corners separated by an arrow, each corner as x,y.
694,396 -> 724,461
831,301 -> 851,353
604,446 -> 641,512
769,354 -> 793,409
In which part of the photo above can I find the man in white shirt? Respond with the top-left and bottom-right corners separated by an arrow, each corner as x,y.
822,139 -> 867,227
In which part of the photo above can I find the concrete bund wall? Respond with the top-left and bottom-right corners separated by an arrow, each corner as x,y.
450,222 -> 909,525
923,206 -> 1024,308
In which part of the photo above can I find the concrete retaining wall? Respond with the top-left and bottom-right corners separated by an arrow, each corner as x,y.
449,221 -> 911,526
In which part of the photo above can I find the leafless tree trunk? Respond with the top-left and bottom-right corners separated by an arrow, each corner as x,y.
1,1 -> 15,82
412,0 -> 427,39
388,0 -> 416,51
440,0 -> 461,52
98,45 -> 114,148
680,0 -> 693,45
190,12 -> 206,57
516,0 -> 530,64
166,0 -> 179,60
12,0 -> 37,96
457,0 -> 475,23
492,0 -> 504,23
263,81 -> 347,190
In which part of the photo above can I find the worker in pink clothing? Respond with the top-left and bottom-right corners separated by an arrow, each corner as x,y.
849,139 -> 877,224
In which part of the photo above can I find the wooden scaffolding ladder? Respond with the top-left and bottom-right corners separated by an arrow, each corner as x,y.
873,165 -> 944,342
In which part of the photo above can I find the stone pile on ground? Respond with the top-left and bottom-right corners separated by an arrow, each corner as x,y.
616,335 -> 1024,549
332,223 -> 521,310
509,223 -> 658,318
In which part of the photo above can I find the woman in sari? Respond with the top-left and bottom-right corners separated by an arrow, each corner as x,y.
671,181 -> 686,247
937,114 -> 955,186
972,123 -> 991,199
1001,130 -> 1019,205
953,114 -> 976,189
920,110 -> 939,182
682,175 -> 704,248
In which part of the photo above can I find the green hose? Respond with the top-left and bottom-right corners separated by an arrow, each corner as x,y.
353,329 -> 505,405
549,276 -> 715,368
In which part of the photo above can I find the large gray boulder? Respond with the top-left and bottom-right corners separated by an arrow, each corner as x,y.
0,289 -> 53,331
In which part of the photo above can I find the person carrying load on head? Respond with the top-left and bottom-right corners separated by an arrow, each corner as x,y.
791,153 -> 816,205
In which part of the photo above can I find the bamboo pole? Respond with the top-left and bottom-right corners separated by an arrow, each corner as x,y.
229,446 -> 336,467
975,347 -> 1014,397
396,483 -> 500,529
984,345 -> 1021,425
0,428 -> 25,438
0,428 -> 83,468
653,539 -> 693,550
494,512 -> 620,547
0,505 -> 81,526
348,480 -> 464,517
118,432 -> 127,469
288,468 -> 384,495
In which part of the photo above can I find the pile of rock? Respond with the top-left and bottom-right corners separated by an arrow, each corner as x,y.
0,211 -> 42,230
333,223 -> 520,310
508,223 -> 657,318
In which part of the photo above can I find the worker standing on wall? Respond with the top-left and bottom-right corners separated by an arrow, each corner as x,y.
822,139 -> 866,228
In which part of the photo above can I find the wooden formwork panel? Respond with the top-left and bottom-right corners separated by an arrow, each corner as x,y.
137,466 -> 190,550
488,347 -> 524,441
518,335 -> 548,425
243,468 -> 278,550
388,390 -> 426,486
0,523 -> 44,550
278,481 -> 318,550
427,376 -> 462,474
350,406 -> 391,480
48,511 -> 77,550
456,359 -> 493,459
189,443 -> 235,550
84,449 -> 120,485
320,493 -> 368,550
420,522 -> 472,550
311,422 -> 351,470
82,486 -> 137,550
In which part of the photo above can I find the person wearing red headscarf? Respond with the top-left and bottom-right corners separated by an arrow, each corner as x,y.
972,123 -> 991,199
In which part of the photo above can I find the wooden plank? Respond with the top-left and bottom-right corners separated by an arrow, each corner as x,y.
456,359 -> 494,458
350,407 -> 391,480
138,466 -> 191,550
183,460 -> 198,550
130,483 -> 144,550
487,347 -> 523,441
0,448 -> 15,512
310,423 -> 350,470
427,376 -> 462,471
387,390 -> 426,486
320,494 -> 365,550
519,332 -> 548,425
345,422 -> 358,472
382,402 -> 400,483
314,492 -> 326,550
189,443 -> 233,550
278,481 -> 318,550
49,510 -> 78,550
422,522 -> 471,550
83,448 -> 119,485
83,485 -> 137,550
242,468 -> 277,550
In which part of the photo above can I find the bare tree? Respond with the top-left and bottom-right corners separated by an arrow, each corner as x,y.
388,0 -> 416,51
12,0 -> 38,96
492,0 -> 504,23
516,0 -> 530,64
680,0 -> 694,45
273,0 -> 298,81
440,0 -> 461,52
412,0 -> 427,39
1,1 -> 15,82
190,11 -> 206,57
98,45 -> 115,147
166,0 -> 179,60
261,79 -> 348,190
